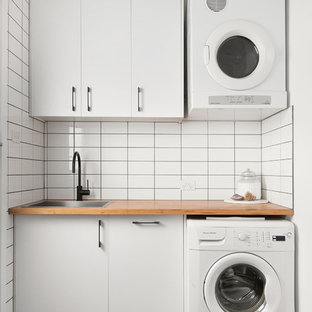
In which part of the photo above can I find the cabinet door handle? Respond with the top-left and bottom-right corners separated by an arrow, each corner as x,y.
132,221 -> 160,225
98,220 -> 102,248
137,87 -> 143,112
87,87 -> 92,112
72,87 -> 76,111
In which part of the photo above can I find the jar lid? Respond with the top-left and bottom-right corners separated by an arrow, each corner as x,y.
240,168 -> 258,181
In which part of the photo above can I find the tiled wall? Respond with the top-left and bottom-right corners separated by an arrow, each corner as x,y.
45,121 -> 262,201
5,0 -> 45,310
262,107 -> 293,208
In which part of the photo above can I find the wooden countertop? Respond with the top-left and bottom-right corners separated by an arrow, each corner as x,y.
8,200 -> 293,215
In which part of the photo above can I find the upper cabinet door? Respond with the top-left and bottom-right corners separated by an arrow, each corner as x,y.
81,0 -> 131,117
131,0 -> 184,118
30,0 -> 81,117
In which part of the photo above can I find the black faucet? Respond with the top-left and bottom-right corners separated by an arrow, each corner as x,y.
72,151 -> 90,201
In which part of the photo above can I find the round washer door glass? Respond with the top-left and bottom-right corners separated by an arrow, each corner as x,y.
217,36 -> 259,79
215,264 -> 265,312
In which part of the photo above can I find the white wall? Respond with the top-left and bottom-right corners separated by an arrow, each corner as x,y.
288,0 -> 312,310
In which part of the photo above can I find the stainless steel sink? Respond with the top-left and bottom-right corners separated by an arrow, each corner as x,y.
24,201 -> 111,208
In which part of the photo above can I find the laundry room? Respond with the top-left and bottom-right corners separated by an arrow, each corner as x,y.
0,0 -> 310,311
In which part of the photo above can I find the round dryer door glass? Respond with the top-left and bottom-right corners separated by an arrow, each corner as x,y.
215,264 -> 266,312
217,36 -> 259,79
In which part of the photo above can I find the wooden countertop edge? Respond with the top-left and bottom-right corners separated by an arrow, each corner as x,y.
8,200 -> 294,216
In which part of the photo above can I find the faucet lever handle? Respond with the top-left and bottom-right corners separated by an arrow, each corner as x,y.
87,179 -> 89,190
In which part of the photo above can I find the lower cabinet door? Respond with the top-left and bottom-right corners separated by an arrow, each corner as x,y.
108,215 -> 184,312
15,215 -> 108,312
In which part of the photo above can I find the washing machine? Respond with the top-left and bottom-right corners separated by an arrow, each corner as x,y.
187,0 -> 287,120
187,218 -> 295,312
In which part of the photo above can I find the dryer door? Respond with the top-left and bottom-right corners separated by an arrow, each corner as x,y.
203,253 -> 281,312
204,20 -> 275,91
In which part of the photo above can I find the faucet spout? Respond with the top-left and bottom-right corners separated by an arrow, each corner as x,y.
72,151 -> 81,187
72,151 -> 90,201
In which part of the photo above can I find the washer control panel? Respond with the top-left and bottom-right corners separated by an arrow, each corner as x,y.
233,228 -> 293,250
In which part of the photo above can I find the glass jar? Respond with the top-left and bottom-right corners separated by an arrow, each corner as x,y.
237,169 -> 261,199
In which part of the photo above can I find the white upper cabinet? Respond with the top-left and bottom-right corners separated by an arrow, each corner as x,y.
81,0 -> 131,117
31,0 -> 81,117
131,0 -> 184,118
30,0 -> 183,119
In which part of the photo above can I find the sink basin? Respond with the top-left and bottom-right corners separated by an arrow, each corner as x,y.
24,201 -> 111,208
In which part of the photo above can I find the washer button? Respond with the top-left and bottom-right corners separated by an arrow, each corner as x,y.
238,233 -> 248,241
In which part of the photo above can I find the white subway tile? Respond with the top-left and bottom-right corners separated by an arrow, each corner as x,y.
128,134 -> 154,147
47,188 -> 74,200
77,175 -> 101,188
235,135 -> 261,148
181,176 -> 207,188
33,175 -> 44,189
209,189 -> 234,200
8,192 -> 22,208
262,145 -> 280,162
155,175 -> 181,188
9,69 -> 22,91
47,134 -> 73,147
8,176 -> 22,192
281,142 -> 293,159
9,17 -> 22,42
102,175 -> 127,188
235,149 -> 261,162
182,189 -> 207,200
79,161 -> 100,175
209,149 -> 234,161
182,135 -> 207,148
74,147 -> 100,161
281,177 -> 292,193
21,175 -> 32,190
209,162 -> 234,175
280,124 -> 293,143
155,162 -> 180,175
8,87 -> 22,108
9,0 -> 23,25
128,148 -> 154,161
47,122 -> 74,134
47,161 -> 72,175
47,147 -> 73,161
8,105 -> 22,125
280,107 -> 293,127
8,52 -> 22,75
280,193 -> 293,209
47,175 -> 73,188
8,141 -> 21,158
128,122 -> 154,134
209,121 -> 234,134
209,135 -> 234,148
9,34 -> 22,59
102,148 -> 127,161
128,162 -> 154,175
262,160 -> 280,176
75,134 -> 100,147
155,148 -> 181,161
8,158 -> 22,175
262,129 -> 280,147
102,189 -> 127,200
262,113 -> 281,133
155,135 -> 180,148
209,175 -> 234,189
281,159 -> 292,176
128,189 -> 154,200
182,148 -> 207,161
129,175 -> 154,188
182,121 -> 207,134
235,121 -> 261,134
101,134 -> 127,147
182,162 -> 207,175
155,123 -> 180,134
102,161 -> 127,175
75,122 -> 100,134
101,122 -> 127,133
155,189 -> 181,200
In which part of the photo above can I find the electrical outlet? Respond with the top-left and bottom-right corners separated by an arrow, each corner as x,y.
181,180 -> 196,192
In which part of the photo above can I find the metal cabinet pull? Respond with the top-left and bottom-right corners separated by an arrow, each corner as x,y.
132,221 -> 160,225
98,220 -> 102,248
72,87 -> 76,111
87,87 -> 92,112
137,87 -> 143,112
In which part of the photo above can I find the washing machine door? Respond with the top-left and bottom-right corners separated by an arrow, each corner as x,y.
204,20 -> 275,91
203,253 -> 281,312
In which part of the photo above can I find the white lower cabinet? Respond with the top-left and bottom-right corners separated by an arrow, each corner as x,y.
15,215 -> 108,312
15,215 -> 184,312
109,215 -> 184,312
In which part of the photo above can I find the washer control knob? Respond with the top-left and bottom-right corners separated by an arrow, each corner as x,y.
238,233 -> 248,241
287,232 -> 293,238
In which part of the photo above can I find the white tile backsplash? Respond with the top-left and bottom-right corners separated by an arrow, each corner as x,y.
44,114 -> 293,204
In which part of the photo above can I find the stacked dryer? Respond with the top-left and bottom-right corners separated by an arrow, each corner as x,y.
187,0 -> 287,119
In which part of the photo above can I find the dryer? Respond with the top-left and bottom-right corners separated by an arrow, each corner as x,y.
187,0 -> 287,120
186,218 -> 295,312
